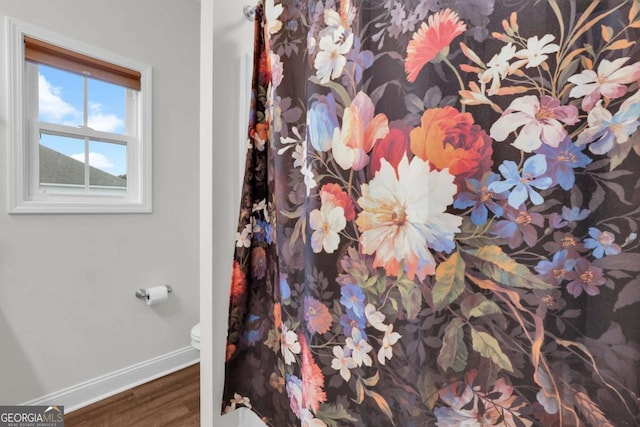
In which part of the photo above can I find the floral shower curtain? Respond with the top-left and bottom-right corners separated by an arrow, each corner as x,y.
223,0 -> 640,425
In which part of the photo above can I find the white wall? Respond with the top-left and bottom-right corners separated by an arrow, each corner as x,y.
201,0 -> 265,425
0,0 -> 200,404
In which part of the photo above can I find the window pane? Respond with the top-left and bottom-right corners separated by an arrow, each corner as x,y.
38,65 -> 83,128
39,133 -> 86,188
88,78 -> 126,134
88,140 -> 126,188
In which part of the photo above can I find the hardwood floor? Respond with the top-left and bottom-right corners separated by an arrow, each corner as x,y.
64,363 -> 200,427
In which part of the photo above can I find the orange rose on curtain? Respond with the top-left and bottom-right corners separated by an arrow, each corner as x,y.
410,106 -> 493,188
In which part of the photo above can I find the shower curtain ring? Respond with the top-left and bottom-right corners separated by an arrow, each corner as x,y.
243,5 -> 256,21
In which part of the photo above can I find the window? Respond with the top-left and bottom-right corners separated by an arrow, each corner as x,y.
6,18 -> 152,213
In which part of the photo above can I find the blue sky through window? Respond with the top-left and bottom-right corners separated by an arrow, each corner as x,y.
38,64 -> 127,176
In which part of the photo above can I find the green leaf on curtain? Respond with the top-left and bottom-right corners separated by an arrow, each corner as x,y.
460,293 -> 486,318
557,57 -> 581,92
463,245 -> 553,290
316,403 -> 358,427
364,275 -> 379,290
370,81 -> 401,106
364,273 -> 388,296
458,218 -> 505,248
608,139 -> 633,171
614,278 -> 640,310
470,328 -> 513,372
396,278 -> 422,321
593,253 -> 640,271
433,251 -> 466,310
437,318 -> 468,372
404,92 -> 425,113
308,76 -> 352,108
460,293 -> 502,320
468,300 -> 502,319
375,274 -> 388,295
418,371 -> 439,410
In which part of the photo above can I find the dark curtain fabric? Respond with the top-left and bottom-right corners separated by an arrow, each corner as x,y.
223,1 -> 640,425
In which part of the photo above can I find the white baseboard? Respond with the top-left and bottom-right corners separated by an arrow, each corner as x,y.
21,346 -> 200,413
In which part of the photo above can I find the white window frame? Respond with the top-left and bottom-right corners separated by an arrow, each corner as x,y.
6,17 -> 153,213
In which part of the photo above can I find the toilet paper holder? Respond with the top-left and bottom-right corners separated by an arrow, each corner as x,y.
135,285 -> 173,299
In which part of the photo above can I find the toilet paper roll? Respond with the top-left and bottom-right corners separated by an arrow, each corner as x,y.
145,286 -> 169,306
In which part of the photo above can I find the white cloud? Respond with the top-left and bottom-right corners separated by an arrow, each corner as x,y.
70,152 -> 115,171
88,113 -> 124,133
38,74 -> 81,124
39,74 -> 124,133
88,102 -> 124,133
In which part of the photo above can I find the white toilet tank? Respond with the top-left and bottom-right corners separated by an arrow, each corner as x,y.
190,323 -> 201,351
